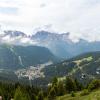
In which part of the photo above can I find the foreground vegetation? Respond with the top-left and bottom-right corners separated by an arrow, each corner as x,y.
0,77 -> 100,100
57,89 -> 100,100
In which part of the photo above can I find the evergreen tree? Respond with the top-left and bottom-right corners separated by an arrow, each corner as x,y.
0,88 -> 5,100
65,77 -> 76,93
48,87 -> 56,100
53,85 -> 58,95
52,77 -> 58,86
14,86 -> 31,100
47,85 -> 52,95
32,94 -> 37,100
57,81 -> 65,96
74,79 -> 83,91
38,91 -> 44,100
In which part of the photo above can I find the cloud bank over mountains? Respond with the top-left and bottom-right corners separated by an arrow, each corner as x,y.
0,0 -> 100,41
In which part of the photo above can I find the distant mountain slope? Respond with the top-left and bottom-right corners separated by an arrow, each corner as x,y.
43,51 -> 100,84
0,44 -> 58,70
0,51 -> 100,86
32,31 -> 100,59
32,31 -> 73,59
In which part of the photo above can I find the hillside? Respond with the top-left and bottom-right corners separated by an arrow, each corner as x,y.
43,51 -> 100,84
0,51 -> 100,86
32,31 -> 100,59
0,44 -> 58,70
57,89 -> 100,100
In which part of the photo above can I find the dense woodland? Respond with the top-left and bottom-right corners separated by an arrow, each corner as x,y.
0,77 -> 100,100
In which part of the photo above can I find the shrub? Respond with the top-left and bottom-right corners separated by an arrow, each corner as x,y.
71,91 -> 75,97
88,80 -> 100,91
80,89 -> 89,96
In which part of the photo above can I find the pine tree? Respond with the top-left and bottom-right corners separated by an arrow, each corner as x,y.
48,87 -> 56,100
14,86 -> 31,100
65,77 -> 76,93
52,77 -> 58,86
0,88 -> 4,100
38,91 -> 44,100
30,93 -> 37,100
74,79 -> 83,91
57,81 -> 65,96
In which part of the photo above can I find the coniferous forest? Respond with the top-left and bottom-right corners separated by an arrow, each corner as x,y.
0,77 -> 100,100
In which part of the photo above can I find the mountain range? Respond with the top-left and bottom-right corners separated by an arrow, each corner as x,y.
0,29 -> 100,85
1,30 -> 100,59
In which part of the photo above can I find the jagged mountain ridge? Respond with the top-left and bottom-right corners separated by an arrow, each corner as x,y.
1,30 -> 100,59
32,31 -> 100,59
4,30 -> 26,37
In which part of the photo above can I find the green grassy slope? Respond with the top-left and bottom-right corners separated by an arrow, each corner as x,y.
57,89 -> 100,100
43,51 -> 100,84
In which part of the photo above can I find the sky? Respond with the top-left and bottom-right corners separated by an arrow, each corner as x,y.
0,0 -> 100,41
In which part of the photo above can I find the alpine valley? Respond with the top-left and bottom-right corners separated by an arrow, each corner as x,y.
0,30 -> 100,86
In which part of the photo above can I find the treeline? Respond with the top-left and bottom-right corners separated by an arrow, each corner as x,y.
0,82 -> 40,100
47,77 -> 100,99
47,77 -> 83,100
0,77 -> 100,100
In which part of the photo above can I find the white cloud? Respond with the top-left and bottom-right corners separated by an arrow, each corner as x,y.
0,0 -> 100,41
1,34 -> 37,45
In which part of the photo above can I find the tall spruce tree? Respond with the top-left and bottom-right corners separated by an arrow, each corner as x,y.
14,86 -> 31,100
57,81 -> 65,96
65,77 -> 76,93
38,91 -> 44,100
48,87 -> 56,100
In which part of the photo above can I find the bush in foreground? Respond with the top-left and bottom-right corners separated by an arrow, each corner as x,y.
71,91 -> 76,97
80,89 -> 89,96
88,79 -> 100,91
